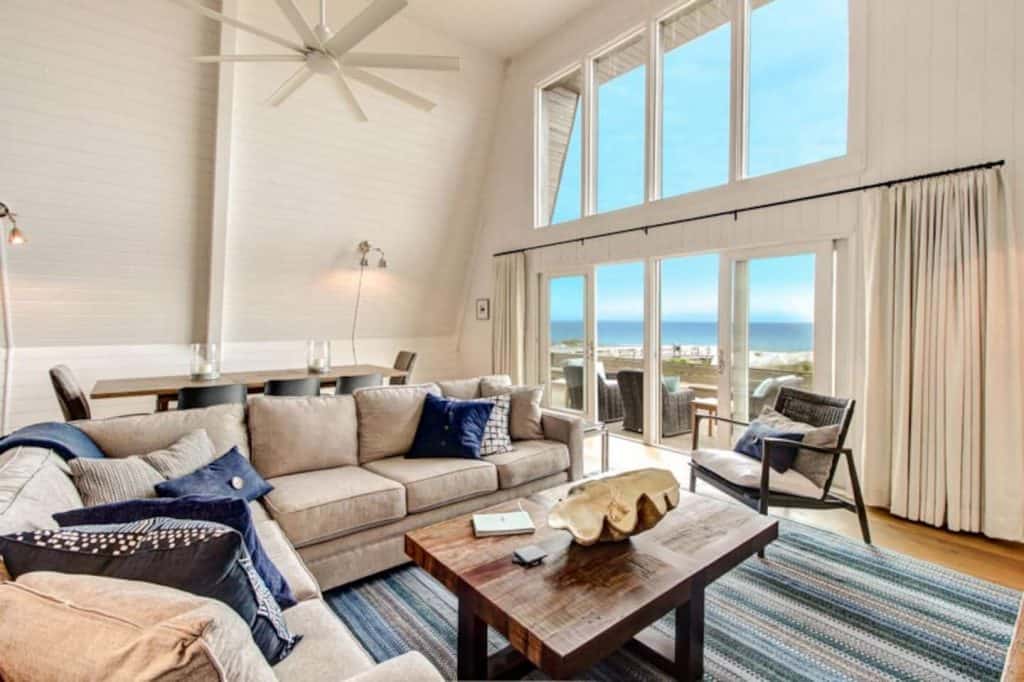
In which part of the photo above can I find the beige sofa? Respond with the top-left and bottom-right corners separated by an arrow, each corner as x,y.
0,375 -> 583,680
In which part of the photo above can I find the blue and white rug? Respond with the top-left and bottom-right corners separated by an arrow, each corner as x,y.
325,519 -> 1019,681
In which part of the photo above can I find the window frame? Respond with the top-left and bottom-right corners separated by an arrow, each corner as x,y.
533,0 -> 863,229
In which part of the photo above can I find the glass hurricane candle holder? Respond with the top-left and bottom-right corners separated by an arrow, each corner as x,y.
307,340 -> 331,374
190,343 -> 221,381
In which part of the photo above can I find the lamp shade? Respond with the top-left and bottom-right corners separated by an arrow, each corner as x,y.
7,226 -> 25,246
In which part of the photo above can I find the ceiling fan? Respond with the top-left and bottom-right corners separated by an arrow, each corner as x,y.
173,0 -> 460,120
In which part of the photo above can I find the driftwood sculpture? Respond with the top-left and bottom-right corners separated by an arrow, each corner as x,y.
548,468 -> 680,545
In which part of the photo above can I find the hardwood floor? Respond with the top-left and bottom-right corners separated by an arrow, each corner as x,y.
583,434 -> 1024,591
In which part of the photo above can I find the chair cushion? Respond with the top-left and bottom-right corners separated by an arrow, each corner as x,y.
484,440 -> 570,489
263,467 -> 406,548
756,406 -> 842,486
0,572 -> 275,682
76,403 -> 250,458
354,383 -> 442,463
691,448 -> 824,498
248,395 -> 359,479
733,421 -> 805,473
363,456 -> 498,513
274,599 -> 374,681
255,519 -> 320,603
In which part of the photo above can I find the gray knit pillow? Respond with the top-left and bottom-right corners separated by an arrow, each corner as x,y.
69,430 -> 217,507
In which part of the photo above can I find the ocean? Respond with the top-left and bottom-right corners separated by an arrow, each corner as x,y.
550,320 -> 812,352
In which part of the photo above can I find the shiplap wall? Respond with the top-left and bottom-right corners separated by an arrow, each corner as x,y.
0,0 -> 501,429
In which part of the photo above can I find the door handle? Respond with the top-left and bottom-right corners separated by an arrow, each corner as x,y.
717,347 -> 726,374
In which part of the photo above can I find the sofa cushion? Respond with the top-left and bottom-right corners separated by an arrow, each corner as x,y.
363,456 -> 498,513
274,599 -> 374,681
438,377 -> 482,399
264,467 -> 406,548
345,652 -> 444,682
256,519 -> 320,603
76,403 -> 250,458
484,440 -> 570,489
480,384 -> 545,440
691,448 -> 824,498
355,383 -> 441,463
0,572 -> 276,682
0,447 -> 83,535
249,395 -> 359,479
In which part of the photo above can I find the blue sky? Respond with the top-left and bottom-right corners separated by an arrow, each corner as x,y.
547,0 -> 845,326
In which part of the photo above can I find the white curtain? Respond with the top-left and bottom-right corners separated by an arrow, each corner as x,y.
861,167 -> 1024,541
492,253 -> 526,384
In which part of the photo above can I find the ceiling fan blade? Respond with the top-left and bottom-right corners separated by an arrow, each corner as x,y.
341,53 -> 460,71
171,0 -> 307,53
335,75 -> 369,122
325,0 -> 408,57
343,67 -> 435,112
194,54 -> 307,63
267,66 -> 315,106
273,0 -> 320,48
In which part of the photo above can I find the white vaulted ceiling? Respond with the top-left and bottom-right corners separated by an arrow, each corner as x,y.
404,0 -> 597,59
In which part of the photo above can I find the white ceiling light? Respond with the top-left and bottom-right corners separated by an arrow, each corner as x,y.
173,0 -> 461,120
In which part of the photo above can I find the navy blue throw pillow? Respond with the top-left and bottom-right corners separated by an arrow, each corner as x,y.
53,495 -> 296,609
0,518 -> 301,664
155,447 -> 272,502
408,393 -> 494,459
734,421 -> 805,473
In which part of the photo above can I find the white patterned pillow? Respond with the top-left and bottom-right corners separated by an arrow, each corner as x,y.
479,395 -> 513,456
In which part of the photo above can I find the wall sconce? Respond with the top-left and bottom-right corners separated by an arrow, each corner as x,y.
0,202 -> 26,245
358,240 -> 387,268
351,241 -> 387,364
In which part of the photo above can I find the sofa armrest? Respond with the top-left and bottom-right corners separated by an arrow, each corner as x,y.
541,410 -> 584,481
344,652 -> 442,682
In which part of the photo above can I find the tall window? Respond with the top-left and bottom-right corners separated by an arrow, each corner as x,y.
595,33 -> 647,213
746,0 -> 848,177
660,0 -> 731,198
535,0 -> 852,227
538,69 -> 583,225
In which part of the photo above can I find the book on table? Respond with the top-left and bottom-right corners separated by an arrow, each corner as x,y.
472,509 -> 535,537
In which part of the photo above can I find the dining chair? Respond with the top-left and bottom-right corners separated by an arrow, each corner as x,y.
49,365 -> 92,421
389,350 -> 417,385
264,377 -> 321,397
177,384 -> 248,411
337,374 -> 382,394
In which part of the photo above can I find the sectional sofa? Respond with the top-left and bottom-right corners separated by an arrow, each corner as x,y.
0,376 -> 584,680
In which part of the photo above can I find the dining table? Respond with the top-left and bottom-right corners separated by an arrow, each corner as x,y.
90,364 -> 406,412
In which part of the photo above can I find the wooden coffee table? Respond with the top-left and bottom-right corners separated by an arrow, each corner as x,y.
405,489 -> 777,680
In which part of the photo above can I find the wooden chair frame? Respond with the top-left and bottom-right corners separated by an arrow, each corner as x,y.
688,387 -> 871,546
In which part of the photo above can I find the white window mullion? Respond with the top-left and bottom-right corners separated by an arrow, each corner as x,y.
646,19 -> 661,204
582,57 -> 596,217
730,0 -> 750,183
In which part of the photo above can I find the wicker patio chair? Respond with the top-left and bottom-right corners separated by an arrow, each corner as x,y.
689,386 -> 871,550
563,362 -> 624,423
617,369 -> 695,437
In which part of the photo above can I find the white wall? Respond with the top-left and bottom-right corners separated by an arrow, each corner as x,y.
457,0 -> 1023,392
0,0 -> 503,429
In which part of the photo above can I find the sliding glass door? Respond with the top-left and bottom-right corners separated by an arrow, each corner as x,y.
726,243 -> 833,422
544,273 -> 591,413
595,262 -> 645,440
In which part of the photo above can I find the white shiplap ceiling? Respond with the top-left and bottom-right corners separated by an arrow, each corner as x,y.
404,0 -> 597,59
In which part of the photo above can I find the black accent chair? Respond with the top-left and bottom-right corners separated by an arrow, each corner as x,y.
337,374 -> 383,394
264,377 -> 321,397
563,364 -> 623,423
177,384 -> 248,411
390,351 -> 417,385
617,369 -> 695,437
689,386 -> 871,549
49,365 -> 91,421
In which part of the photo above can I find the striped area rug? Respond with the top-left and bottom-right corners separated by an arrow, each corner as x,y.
325,519 -> 1020,681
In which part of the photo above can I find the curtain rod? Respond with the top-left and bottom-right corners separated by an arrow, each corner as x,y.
493,159 -> 1006,258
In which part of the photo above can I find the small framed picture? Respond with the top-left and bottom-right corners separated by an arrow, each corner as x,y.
476,298 -> 490,321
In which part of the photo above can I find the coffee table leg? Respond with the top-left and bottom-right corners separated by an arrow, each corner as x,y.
458,597 -> 488,680
676,584 -> 705,680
